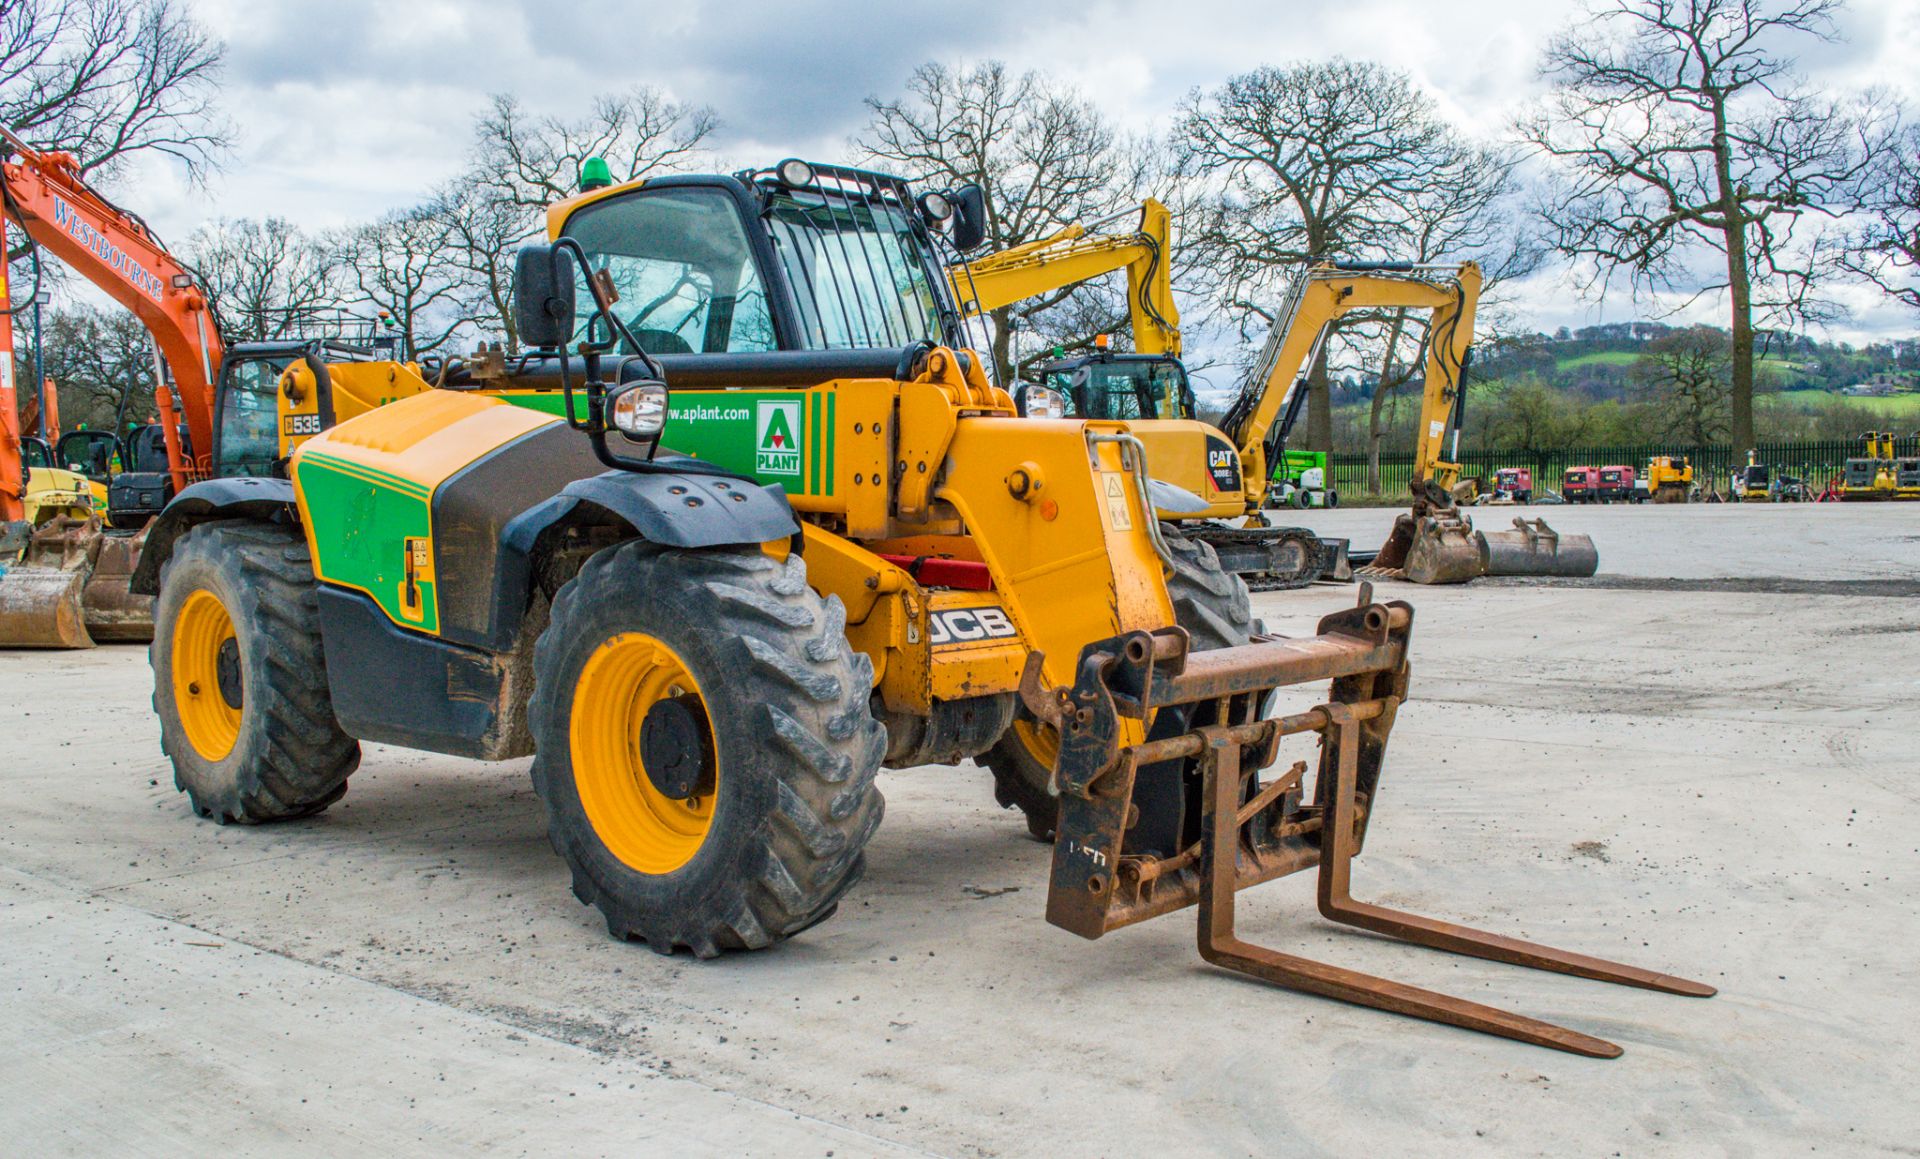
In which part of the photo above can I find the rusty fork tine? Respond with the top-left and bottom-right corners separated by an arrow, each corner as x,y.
1200,931 -> 1625,1059
1316,705 -> 1717,1000
1199,729 -> 1623,1058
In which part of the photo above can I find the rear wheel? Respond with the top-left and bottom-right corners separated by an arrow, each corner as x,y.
980,527 -> 1253,841
529,543 -> 886,957
151,520 -> 359,823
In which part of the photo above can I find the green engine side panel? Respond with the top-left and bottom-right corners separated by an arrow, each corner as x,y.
498,390 -> 835,497
294,450 -> 438,633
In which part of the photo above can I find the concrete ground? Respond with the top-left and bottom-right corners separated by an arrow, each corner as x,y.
3,502 -> 1916,1156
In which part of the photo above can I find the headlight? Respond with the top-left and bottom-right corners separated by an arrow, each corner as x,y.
1020,384 -> 1069,420
776,158 -> 815,188
917,190 -> 954,222
609,381 -> 670,442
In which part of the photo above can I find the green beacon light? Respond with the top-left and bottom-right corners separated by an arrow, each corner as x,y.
579,156 -> 613,193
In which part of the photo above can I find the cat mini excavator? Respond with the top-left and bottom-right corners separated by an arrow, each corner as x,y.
951,211 -> 1596,587
130,158 -> 1708,1056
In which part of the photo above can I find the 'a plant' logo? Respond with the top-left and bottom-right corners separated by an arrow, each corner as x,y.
755,400 -> 802,476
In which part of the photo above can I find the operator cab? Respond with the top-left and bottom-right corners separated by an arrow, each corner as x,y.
1019,349 -> 1195,421
20,435 -> 53,471
546,160 -> 979,366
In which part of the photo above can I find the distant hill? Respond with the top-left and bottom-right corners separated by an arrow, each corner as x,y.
1321,323 -> 1920,452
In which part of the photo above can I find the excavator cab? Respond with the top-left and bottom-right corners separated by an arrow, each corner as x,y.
1024,350 -> 1194,421
20,435 -> 53,471
56,430 -> 122,481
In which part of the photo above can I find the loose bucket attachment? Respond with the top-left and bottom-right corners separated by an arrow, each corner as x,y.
1371,485 -> 1597,585
1481,517 -> 1598,579
0,517 -> 155,648
1018,588 -> 1711,1057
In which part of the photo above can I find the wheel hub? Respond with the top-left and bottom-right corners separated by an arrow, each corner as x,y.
640,694 -> 715,801
215,637 -> 244,709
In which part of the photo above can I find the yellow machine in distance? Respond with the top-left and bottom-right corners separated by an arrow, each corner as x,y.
1840,432 -> 1902,500
1647,455 -> 1693,503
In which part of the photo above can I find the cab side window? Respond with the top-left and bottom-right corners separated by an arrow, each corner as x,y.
217,358 -> 289,477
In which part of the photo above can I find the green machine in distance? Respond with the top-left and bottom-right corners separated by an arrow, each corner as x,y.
1267,448 -> 1337,509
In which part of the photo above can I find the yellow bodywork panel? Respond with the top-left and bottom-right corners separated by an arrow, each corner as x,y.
934,418 -> 1172,697
1129,419 -> 1249,519
277,360 -> 436,459
22,465 -> 96,522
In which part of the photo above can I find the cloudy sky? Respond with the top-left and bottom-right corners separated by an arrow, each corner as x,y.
119,0 -> 1920,344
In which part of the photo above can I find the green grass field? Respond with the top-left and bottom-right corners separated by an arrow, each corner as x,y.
1771,389 -> 1920,417
1554,351 -> 1639,370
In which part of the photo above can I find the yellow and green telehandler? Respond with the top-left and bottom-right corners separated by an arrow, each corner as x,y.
131,159 -> 1706,1056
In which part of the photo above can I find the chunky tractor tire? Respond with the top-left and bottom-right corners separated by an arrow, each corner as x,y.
528,543 -> 886,958
150,520 -> 359,823
980,527 -> 1253,840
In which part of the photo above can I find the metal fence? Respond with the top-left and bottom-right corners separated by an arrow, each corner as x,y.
1329,438 -> 1901,500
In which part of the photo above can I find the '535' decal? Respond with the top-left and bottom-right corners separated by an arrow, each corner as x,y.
928,607 -> 1018,645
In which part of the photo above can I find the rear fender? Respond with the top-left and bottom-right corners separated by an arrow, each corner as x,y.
129,478 -> 299,596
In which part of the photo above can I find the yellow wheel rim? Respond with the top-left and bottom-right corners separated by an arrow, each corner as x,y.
1012,717 -> 1059,770
172,589 -> 242,762
569,633 -> 717,874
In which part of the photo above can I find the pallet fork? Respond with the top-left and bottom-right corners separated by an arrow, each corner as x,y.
1019,587 -> 1712,1057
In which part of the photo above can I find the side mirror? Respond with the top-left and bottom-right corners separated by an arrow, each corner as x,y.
514,244 -> 577,350
949,183 -> 988,252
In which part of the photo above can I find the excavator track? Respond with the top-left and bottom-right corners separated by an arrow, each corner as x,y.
1188,525 -> 1328,591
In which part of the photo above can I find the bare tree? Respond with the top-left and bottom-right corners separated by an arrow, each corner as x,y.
473,88 -> 717,215
447,88 -> 716,344
1520,0 -> 1887,450
438,178 -> 528,351
0,0 -> 228,179
33,302 -> 154,431
1176,60 -> 1462,451
185,218 -> 343,342
1355,144 -> 1543,490
858,60 -> 1148,383
1632,325 -> 1733,442
1838,122 -> 1920,314
334,203 -> 469,359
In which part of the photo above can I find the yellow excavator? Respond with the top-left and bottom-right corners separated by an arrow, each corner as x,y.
949,208 -> 1596,586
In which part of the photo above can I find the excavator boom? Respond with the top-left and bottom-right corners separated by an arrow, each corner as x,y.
0,125 -> 221,494
949,200 -> 1181,357
0,126 -> 228,647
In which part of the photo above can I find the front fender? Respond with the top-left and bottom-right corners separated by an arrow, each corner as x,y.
129,477 -> 299,596
548,469 -> 798,549
461,468 -> 799,653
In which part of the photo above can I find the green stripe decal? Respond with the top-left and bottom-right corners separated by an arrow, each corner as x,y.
825,393 -> 836,497
809,392 -> 823,495
300,451 -> 432,500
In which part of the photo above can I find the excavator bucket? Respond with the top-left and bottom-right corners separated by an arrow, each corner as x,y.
1018,587 -> 1711,1057
76,524 -> 155,642
1374,509 -> 1485,585
0,515 -> 152,648
0,516 -> 96,648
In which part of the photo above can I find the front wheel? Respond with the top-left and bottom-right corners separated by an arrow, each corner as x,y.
529,543 -> 886,957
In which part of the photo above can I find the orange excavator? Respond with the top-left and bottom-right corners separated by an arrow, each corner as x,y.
0,123 -> 221,646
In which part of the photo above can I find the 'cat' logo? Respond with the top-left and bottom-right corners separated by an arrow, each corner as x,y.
927,607 -> 1018,645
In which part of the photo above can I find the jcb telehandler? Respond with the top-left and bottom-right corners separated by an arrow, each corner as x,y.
134,160 -> 1707,1056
